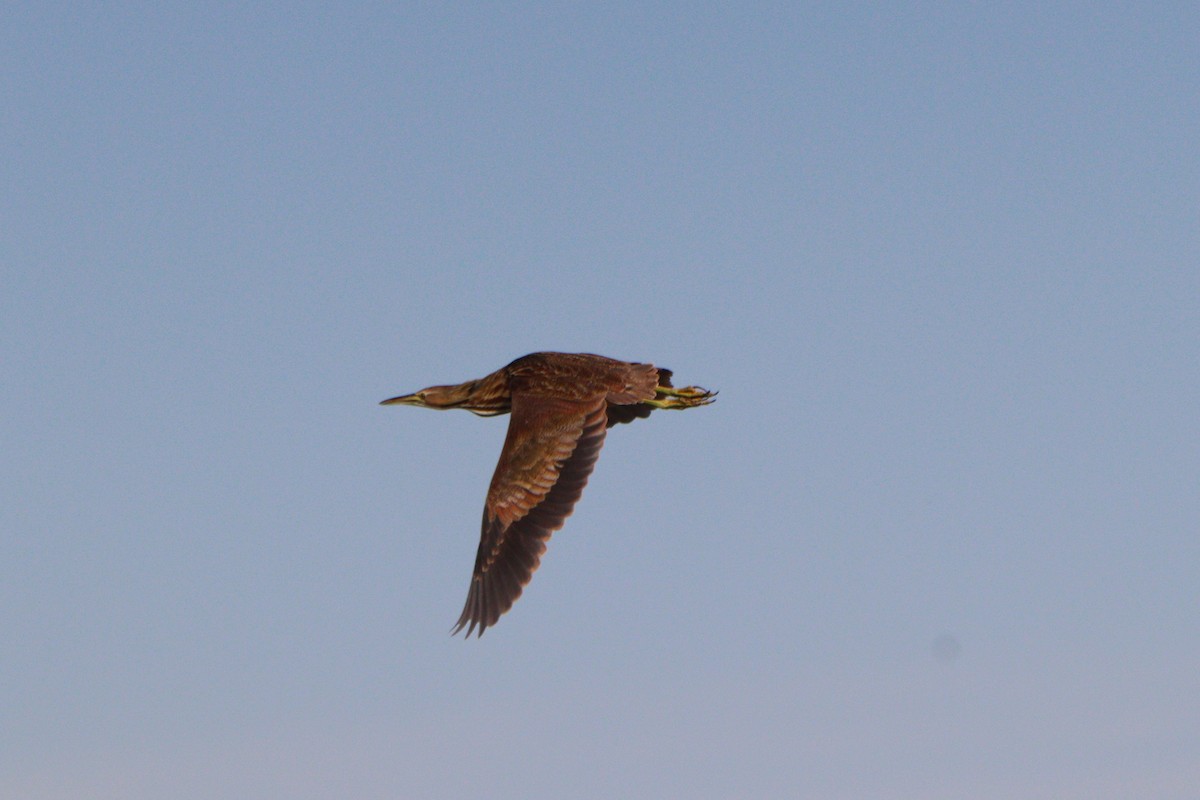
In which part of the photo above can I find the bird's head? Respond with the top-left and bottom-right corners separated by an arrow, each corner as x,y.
380,383 -> 471,410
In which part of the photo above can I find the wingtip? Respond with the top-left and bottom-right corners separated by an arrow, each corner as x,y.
450,617 -> 485,639
451,592 -> 488,638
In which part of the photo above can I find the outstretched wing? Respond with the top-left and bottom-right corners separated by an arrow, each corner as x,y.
453,392 -> 608,636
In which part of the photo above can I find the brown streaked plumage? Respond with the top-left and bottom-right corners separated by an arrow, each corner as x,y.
381,352 -> 715,637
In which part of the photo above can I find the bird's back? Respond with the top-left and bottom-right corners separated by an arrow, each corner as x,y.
505,352 -> 660,404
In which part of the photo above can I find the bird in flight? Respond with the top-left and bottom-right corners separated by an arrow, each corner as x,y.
381,352 -> 715,637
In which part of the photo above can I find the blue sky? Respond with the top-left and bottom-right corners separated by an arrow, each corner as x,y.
3,3 -> 1198,798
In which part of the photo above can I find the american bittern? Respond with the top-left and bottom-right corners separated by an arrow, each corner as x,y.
381,352 -> 715,637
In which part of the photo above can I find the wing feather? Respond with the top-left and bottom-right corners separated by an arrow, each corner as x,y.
452,393 -> 608,636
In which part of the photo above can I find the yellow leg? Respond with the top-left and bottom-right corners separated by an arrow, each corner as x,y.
647,385 -> 717,409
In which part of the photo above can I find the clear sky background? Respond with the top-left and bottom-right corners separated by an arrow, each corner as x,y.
3,3 -> 1197,798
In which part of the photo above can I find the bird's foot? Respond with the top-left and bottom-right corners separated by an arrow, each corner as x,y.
647,385 -> 717,409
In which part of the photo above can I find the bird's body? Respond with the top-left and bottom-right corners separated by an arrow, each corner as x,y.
381,352 -> 715,636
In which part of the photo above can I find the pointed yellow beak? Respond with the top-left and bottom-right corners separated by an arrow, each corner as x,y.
380,392 -> 423,406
